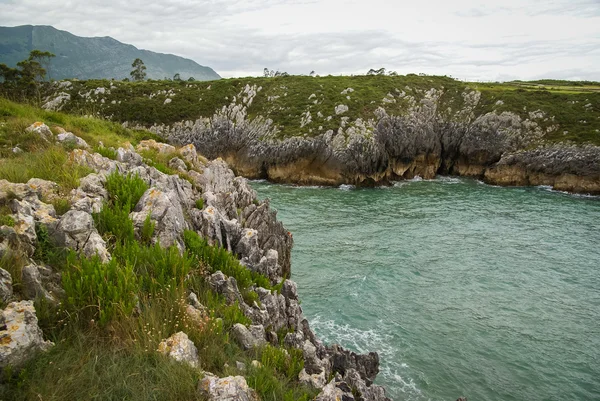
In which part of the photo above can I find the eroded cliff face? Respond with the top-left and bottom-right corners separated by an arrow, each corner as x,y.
147,88 -> 600,194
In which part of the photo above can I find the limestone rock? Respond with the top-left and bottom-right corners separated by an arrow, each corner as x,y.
231,323 -> 266,350
157,331 -> 199,368
69,149 -> 120,175
0,301 -> 53,369
21,264 -> 62,304
70,173 -> 107,214
299,368 -> 328,389
26,178 -> 59,202
56,132 -> 90,149
208,272 -> 244,305
136,139 -> 176,155
0,268 -> 13,303
116,146 -> 143,166
178,144 -> 201,167
344,368 -> 391,401
198,374 -> 258,401
168,157 -> 188,173
129,188 -> 188,249
25,122 -> 53,141
53,210 -> 111,262
314,377 -> 355,401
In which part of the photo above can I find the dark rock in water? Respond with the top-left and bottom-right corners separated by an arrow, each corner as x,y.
328,343 -> 380,383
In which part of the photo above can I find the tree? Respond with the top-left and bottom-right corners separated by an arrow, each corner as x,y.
173,73 -> 181,81
0,49 -> 55,102
263,67 -> 289,78
187,76 -> 196,82
130,58 -> 147,81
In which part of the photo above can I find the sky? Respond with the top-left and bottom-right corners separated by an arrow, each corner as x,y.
1,0 -> 599,81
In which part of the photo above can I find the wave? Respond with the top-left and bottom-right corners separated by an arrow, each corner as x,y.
339,184 -> 356,191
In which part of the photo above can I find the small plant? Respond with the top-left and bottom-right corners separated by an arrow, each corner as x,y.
195,198 -> 204,209
51,198 -> 71,216
140,215 -> 155,245
0,214 -> 15,227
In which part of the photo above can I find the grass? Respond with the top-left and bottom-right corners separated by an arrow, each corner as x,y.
0,146 -> 93,192
0,331 -> 205,401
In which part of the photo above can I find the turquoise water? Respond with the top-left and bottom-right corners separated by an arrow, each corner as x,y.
251,178 -> 600,401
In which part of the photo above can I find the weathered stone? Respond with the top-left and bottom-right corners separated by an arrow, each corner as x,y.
69,149 -> 120,175
299,368 -> 328,389
25,122 -> 53,141
236,360 -> 246,371
21,264 -> 57,304
56,132 -> 90,149
157,331 -> 199,368
129,188 -> 188,249
344,368 -> 391,401
208,272 -> 244,305
168,157 -> 188,173
198,374 -> 258,401
116,146 -> 143,166
136,139 -> 176,155
70,173 -> 107,214
0,268 -> 13,303
26,178 -> 59,202
0,301 -> 53,368
314,377 -> 355,401
53,210 -> 110,262
178,144 -> 201,167
231,323 -> 266,350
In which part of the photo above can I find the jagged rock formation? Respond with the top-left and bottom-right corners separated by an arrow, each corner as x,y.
146,88 -> 600,194
0,131 -> 392,400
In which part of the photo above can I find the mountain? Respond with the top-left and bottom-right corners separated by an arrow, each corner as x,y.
0,25 -> 220,81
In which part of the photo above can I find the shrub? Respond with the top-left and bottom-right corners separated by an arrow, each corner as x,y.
62,253 -> 139,326
0,214 -> 15,227
104,171 -> 148,212
195,198 -> 204,209
140,215 -> 155,245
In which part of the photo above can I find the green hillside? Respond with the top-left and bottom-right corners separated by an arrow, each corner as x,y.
42,74 -> 600,145
0,25 -> 220,81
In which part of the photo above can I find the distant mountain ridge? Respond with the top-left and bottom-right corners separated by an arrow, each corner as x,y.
0,25 -> 220,81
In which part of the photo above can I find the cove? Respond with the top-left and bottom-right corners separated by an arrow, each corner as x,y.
251,177 -> 600,401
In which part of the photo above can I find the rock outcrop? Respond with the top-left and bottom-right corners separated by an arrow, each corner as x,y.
198,374 -> 259,401
0,301 -> 53,368
157,331 -> 199,368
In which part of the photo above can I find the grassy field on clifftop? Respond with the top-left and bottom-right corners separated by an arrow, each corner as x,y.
36,75 -> 600,145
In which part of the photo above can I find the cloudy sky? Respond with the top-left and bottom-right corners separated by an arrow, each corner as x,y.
1,0 -> 599,81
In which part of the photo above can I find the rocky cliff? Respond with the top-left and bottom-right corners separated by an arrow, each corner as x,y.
0,122 -> 394,400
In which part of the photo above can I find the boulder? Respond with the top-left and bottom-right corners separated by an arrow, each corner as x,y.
116,146 -> 143,166
0,301 -> 54,369
208,271 -> 244,305
70,173 -> 107,214
26,178 -> 60,202
25,122 -> 53,141
129,188 -> 188,249
231,323 -> 266,350
53,210 -> 110,262
56,132 -> 90,149
314,377 -> 355,401
198,374 -> 258,401
157,331 -> 199,368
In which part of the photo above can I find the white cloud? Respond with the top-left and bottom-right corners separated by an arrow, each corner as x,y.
0,0 -> 598,81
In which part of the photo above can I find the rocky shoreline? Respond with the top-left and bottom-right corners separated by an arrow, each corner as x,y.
1,126 -> 394,400
146,99 -> 600,195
